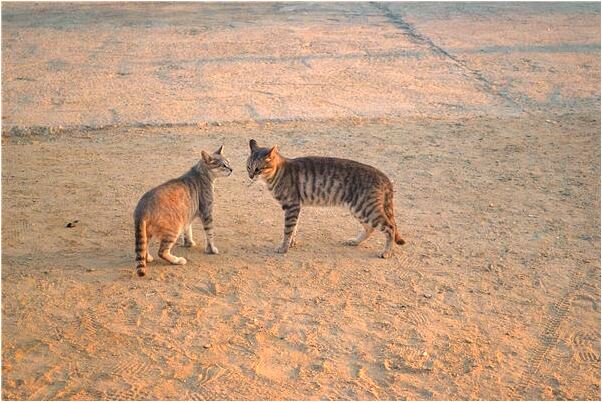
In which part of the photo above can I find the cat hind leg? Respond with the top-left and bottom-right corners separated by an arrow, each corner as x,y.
159,237 -> 187,265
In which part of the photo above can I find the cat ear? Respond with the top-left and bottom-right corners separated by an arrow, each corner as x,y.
201,150 -> 212,163
249,139 -> 258,151
215,145 -> 224,155
267,146 -> 278,159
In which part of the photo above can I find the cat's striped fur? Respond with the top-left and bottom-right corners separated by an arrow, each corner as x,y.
246,139 -> 405,258
134,146 -> 232,276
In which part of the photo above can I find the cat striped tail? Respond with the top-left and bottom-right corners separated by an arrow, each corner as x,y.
134,218 -> 148,276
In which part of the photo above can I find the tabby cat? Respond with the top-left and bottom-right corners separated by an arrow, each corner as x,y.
134,146 -> 232,276
246,139 -> 405,258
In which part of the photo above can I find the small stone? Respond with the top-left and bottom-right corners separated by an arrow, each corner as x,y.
489,203 -> 494,207
203,344 -> 211,349
423,293 -> 432,299
465,338 -> 473,344
422,351 -> 428,357
86,268 -> 95,272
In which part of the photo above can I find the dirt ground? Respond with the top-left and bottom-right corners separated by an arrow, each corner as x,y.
1,2 -> 600,401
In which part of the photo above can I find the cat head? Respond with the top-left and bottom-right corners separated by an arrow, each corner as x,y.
201,145 -> 232,177
247,139 -> 279,180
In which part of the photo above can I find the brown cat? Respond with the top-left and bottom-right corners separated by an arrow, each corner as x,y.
134,146 -> 232,276
246,139 -> 405,258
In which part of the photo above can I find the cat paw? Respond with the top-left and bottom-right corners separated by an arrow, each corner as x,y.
275,244 -> 289,254
205,245 -> 219,255
136,268 -> 146,277
174,257 -> 187,265
344,238 -> 360,246
146,254 -> 154,262
183,240 -> 197,248
379,250 -> 393,259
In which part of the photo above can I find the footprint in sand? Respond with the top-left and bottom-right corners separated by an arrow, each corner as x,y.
403,309 -> 430,326
79,308 -> 104,336
252,332 -> 310,382
570,331 -> 601,364
396,253 -> 422,272
111,359 -> 163,378
105,384 -> 154,401
3,220 -> 32,246
197,364 -> 227,385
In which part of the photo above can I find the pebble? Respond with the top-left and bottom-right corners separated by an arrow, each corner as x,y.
422,351 -> 428,357
203,344 -> 211,349
423,293 -> 432,299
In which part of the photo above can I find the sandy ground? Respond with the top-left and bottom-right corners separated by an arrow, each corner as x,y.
1,2 -> 601,401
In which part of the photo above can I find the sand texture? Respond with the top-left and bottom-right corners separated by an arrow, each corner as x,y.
2,3 -> 600,400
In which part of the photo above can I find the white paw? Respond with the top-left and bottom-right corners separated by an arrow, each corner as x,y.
379,250 -> 393,259
275,244 -> 289,254
184,240 -> 197,248
344,238 -> 360,246
146,254 -> 154,262
174,257 -> 187,265
205,245 -> 219,255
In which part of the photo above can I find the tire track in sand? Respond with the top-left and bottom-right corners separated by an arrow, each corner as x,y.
513,267 -> 590,397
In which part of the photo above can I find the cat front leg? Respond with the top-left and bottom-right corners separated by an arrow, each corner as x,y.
201,211 -> 219,254
276,203 -> 300,253
289,225 -> 299,247
344,223 -> 374,246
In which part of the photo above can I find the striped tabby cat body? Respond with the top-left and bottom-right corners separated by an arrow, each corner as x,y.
246,139 -> 405,258
134,146 -> 232,276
